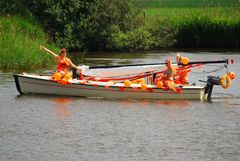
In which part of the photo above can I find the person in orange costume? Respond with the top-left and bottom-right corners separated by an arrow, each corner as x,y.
174,54 -> 190,85
163,57 -> 176,81
40,46 -> 82,77
155,57 -> 177,91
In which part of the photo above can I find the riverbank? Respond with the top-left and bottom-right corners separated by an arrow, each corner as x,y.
0,15 -> 56,70
1,6 -> 240,70
105,6 -> 240,51
147,7 -> 240,48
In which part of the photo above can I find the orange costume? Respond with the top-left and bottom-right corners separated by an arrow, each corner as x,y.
174,67 -> 190,85
56,56 -> 70,73
174,54 -> 190,85
40,46 -> 81,82
154,58 -> 180,93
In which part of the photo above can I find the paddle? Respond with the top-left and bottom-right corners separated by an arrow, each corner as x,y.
89,59 -> 229,69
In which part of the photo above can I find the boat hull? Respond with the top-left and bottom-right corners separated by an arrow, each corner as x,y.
14,74 -> 208,100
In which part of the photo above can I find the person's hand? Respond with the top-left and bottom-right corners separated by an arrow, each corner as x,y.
77,67 -> 82,73
40,45 -> 44,51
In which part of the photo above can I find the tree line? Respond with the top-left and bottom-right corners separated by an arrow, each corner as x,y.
1,0 -> 240,51
1,0 -> 146,51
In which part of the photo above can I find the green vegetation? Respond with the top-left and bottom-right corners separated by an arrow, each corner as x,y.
0,0 -> 240,70
25,0 -> 143,51
144,7 -> 240,19
131,0 -> 240,49
132,0 -> 240,8
144,7 -> 240,48
0,16 -> 55,70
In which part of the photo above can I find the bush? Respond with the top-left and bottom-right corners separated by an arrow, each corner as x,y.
80,0 -> 144,51
0,0 -> 29,16
145,17 -> 177,48
107,25 -> 154,51
26,0 -> 96,51
24,0 -> 143,51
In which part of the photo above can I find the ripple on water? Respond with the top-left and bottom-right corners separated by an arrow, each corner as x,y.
1,52 -> 240,161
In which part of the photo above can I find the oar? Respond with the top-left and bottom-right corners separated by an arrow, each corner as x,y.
89,59 -> 229,69
178,59 -> 229,66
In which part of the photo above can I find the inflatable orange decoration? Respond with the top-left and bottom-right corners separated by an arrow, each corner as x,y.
124,80 -> 131,87
228,72 -> 236,80
181,57 -> 189,65
54,72 -> 61,80
64,73 -> 71,80
141,83 -> 147,90
156,81 -> 163,88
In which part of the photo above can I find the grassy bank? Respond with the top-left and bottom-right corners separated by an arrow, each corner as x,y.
107,4 -> 240,50
0,15 -> 56,70
133,1 -> 240,49
133,0 -> 240,8
144,7 -> 240,20
142,7 -> 240,49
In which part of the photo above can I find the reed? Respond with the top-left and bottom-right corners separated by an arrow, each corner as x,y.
133,0 -> 240,8
0,15 -> 57,70
144,7 -> 240,48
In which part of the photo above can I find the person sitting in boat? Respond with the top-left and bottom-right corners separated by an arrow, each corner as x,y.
174,54 -> 190,85
163,57 -> 176,81
155,57 -> 177,91
40,46 -> 82,78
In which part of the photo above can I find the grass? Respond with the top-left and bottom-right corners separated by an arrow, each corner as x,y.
0,15 -> 57,70
144,7 -> 240,21
132,0 -> 240,8
141,5 -> 240,49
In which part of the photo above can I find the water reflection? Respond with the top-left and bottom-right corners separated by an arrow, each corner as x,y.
157,100 -> 191,108
51,98 -> 73,120
0,71 -> 15,85
117,99 -> 191,109
1,51 -> 240,161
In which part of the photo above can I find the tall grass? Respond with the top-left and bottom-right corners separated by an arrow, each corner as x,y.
144,7 -> 240,20
173,16 -> 240,48
0,15 -> 57,70
142,7 -> 240,49
132,0 -> 240,8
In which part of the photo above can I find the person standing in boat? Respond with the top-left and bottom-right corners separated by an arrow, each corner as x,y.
40,46 -> 82,77
174,54 -> 190,85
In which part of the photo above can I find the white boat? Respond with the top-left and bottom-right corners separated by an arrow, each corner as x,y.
14,59 -> 230,101
14,73 -> 210,100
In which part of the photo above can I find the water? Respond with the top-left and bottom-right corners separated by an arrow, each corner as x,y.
0,51 -> 240,161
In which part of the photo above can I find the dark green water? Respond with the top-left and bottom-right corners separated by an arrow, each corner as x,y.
0,51 -> 239,161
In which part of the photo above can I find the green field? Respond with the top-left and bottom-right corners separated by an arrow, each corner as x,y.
144,7 -> 240,21
132,0 -> 240,8
133,0 -> 240,19
131,0 -> 240,49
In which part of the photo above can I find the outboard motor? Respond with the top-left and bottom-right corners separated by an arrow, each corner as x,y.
204,76 -> 221,102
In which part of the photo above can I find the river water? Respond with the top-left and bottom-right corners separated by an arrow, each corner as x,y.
0,51 -> 239,161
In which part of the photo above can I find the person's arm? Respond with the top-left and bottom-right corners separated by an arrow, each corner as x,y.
68,59 -> 82,71
40,46 -> 59,59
